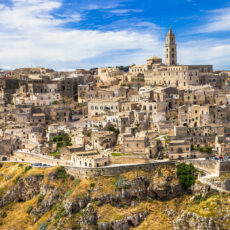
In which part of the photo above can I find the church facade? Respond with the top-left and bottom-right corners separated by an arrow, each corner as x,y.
129,27 -> 215,89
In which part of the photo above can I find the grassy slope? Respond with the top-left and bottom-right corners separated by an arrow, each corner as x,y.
0,163 -> 229,229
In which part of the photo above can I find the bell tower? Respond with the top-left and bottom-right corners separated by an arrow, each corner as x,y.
165,26 -> 177,66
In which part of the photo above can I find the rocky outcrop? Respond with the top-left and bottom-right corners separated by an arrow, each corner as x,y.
0,175 -> 43,207
64,176 -> 184,217
191,182 -> 212,197
98,211 -> 149,230
32,189 -> 60,220
81,204 -> 97,228
78,203 -> 149,230
64,195 -> 91,216
173,212 -> 220,230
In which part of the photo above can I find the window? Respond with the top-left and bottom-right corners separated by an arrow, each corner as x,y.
195,110 -> 197,114
172,48 -> 174,52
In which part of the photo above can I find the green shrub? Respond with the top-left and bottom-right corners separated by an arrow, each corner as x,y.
55,207 -> 66,220
194,195 -> 202,204
177,163 -> 197,191
37,194 -> 45,206
18,164 -> 23,167
90,182 -> 95,188
217,199 -> 221,205
52,101 -> 58,105
15,176 -> 21,183
25,205 -> 33,214
191,144 -> 212,154
107,125 -> 120,138
157,166 -> 163,177
114,176 -> 131,189
24,165 -> 32,173
1,211 -> 7,218
64,190 -> 73,199
56,166 -> 67,179
37,222 -> 47,230
73,179 -> 81,187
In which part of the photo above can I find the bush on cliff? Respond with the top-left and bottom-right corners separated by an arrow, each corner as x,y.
56,166 -> 67,179
177,163 -> 197,191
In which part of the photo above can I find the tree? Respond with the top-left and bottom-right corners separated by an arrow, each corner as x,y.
107,125 -> 120,138
177,163 -> 197,190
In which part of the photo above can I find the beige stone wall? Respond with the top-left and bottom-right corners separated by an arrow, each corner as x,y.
185,159 -> 219,175
88,100 -> 120,116
65,161 -> 175,179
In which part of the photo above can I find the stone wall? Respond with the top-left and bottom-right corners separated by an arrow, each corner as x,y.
185,159 -> 219,175
109,156 -> 151,165
65,161 -> 175,179
12,150 -> 71,166
219,161 -> 230,175
185,159 -> 230,176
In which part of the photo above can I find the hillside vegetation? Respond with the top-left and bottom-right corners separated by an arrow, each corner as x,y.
0,163 -> 229,230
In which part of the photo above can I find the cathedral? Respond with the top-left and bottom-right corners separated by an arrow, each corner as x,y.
129,27 -> 216,89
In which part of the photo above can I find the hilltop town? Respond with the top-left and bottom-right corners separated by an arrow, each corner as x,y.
1,27 -> 230,174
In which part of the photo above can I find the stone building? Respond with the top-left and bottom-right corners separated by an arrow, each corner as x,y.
91,131 -> 116,150
165,26 -> 177,66
60,145 -> 85,160
128,27 -> 213,90
168,139 -> 191,159
71,150 -> 109,167
88,99 -> 120,116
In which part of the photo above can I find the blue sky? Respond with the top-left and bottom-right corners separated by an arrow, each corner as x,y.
1,0 -> 230,70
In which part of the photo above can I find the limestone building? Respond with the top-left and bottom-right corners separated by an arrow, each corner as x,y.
165,26 -> 177,66
129,27 -> 214,89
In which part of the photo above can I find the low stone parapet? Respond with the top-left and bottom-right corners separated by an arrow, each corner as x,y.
65,161 -> 175,179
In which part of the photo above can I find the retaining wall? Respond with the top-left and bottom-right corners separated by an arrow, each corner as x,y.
185,159 -> 230,176
65,161 -> 175,179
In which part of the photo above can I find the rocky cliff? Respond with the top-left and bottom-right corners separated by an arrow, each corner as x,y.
0,163 -> 230,230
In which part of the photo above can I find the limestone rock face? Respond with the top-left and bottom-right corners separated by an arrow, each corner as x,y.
0,175 -> 43,207
80,203 -> 97,227
224,179 -> 230,191
98,211 -> 149,230
191,182 -> 211,197
173,212 -> 219,230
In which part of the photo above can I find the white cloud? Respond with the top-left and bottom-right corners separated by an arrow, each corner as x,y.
108,9 -> 143,15
1,0 -> 230,70
0,0 -> 163,69
179,38 -> 230,69
196,7 -> 230,33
